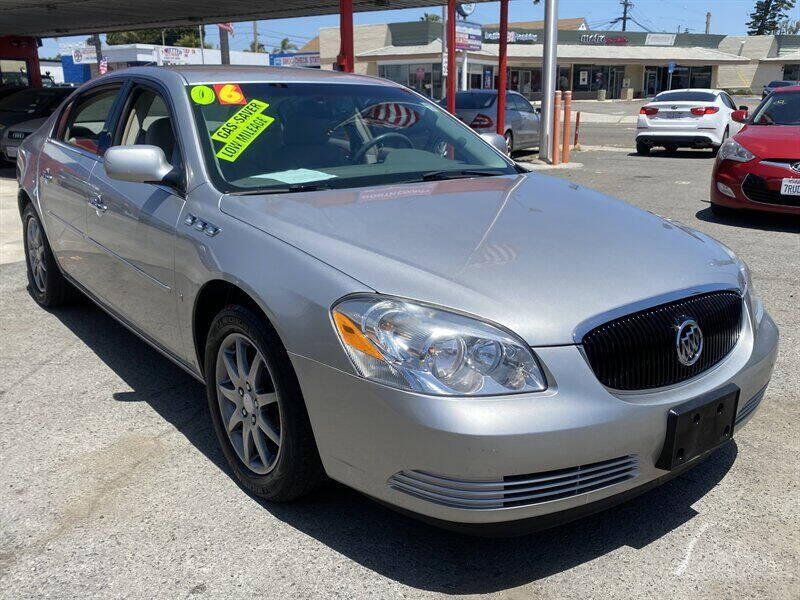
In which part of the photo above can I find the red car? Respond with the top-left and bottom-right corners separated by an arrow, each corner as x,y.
710,86 -> 800,215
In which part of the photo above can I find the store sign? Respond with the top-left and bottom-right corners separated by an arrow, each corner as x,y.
645,33 -> 676,46
270,52 -> 320,68
484,30 -> 538,43
455,22 -> 482,51
160,46 -> 199,64
580,33 -> 629,45
67,45 -> 98,64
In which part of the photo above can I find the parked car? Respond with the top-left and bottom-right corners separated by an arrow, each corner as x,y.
636,88 -> 745,155
761,80 -> 797,99
17,66 -> 777,534
1,116 -> 46,162
710,85 -> 800,216
0,87 -> 73,139
445,90 -> 541,154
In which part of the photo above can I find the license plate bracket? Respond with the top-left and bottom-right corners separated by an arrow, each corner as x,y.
780,178 -> 800,196
656,383 -> 739,471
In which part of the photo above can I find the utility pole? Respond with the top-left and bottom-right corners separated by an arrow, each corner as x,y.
705,12 -> 711,34
91,33 -> 102,65
220,27 -> 230,64
540,0 -> 558,162
253,21 -> 258,53
620,0 -> 631,31
198,25 -> 205,64
441,4 -> 447,98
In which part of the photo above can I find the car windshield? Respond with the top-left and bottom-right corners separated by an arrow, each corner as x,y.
189,82 -> 515,193
0,88 -> 69,113
653,91 -> 717,103
751,90 -> 800,126
454,92 -> 496,109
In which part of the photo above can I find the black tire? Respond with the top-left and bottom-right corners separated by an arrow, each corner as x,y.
710,202 -> 735,217
22,203 -> 73,307
636,142 -> 650,156
664,144 -> 678,155
204,304 -> 325,501
504,130 -> 514,156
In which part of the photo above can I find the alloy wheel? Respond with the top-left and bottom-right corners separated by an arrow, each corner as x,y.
26,217 -> 47,294
215,333 -> 282,475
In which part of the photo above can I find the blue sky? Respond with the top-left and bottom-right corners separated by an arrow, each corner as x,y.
39,0 -> 800,58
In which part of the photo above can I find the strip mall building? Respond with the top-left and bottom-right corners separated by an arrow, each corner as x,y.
302,18 -> 800,100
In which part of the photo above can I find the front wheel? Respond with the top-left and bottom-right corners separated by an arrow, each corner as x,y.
204,305 -> 325,501
22,203 -> 73,307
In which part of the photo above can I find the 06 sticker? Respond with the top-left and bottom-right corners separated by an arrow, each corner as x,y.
214,83 -> 247,105
190,85 -> 216,105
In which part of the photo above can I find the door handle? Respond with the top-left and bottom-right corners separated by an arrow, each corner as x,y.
41,169 -> 53,182
88,196 -> 107,213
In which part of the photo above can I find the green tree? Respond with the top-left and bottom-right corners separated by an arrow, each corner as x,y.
271,38 -> 298,54
106,27 -> 198,46
246,40 -> 267,53
747,0 -> 797,35
420,13 -> 441,22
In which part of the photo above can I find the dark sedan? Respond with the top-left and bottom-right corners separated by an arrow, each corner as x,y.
0,87 -> 73,130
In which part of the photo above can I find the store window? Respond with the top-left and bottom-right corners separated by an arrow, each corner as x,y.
689,66 -> 712,89
0,59 -> 29,87
378,63 -> 442,99
784,64 -> 800,81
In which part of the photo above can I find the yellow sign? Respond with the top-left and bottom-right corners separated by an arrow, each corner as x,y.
212,99 -> 275,162
190,85 -> 216,105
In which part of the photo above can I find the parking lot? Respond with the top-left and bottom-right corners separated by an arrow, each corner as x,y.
1,123 -> 798,599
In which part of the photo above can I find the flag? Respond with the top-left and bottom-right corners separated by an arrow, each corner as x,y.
98,57 -> 108,75
218,23 -> 234,36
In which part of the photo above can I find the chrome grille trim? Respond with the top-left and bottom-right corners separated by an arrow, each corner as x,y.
388,455 -> 638,510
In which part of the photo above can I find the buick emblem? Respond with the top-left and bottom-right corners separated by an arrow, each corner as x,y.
791,162 -> 800,174
676,319 -> 703,367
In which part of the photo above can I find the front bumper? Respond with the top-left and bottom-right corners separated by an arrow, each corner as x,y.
711,158 -> 800,215
0,139 -> 19,162
291,305 -> 778,530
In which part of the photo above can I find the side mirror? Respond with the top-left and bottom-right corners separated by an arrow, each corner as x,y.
731,109 -> 748,123
103,145 -> 174,185
479,132 -> 508,155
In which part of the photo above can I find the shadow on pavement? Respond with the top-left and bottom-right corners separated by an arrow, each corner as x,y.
49,293 -> 737,595
696,206 -> 800,233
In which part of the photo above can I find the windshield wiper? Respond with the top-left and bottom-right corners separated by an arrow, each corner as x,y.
406,169 -> 505,183
229,183 -> 332,196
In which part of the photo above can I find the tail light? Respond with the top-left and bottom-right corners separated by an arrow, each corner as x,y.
640,107 -> 658,116
691,106 -> 719,115
470,113 -> 494,128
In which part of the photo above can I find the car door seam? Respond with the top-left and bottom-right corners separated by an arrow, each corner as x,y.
84,235 -> 172,291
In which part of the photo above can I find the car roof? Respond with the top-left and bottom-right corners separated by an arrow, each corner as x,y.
107,65 -> 397,87
655,88 -> 722,95
772,85 -> 800,93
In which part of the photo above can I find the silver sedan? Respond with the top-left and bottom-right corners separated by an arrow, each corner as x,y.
16,66 -> 778,534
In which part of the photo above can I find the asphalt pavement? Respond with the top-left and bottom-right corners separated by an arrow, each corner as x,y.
0,128 -> 798,599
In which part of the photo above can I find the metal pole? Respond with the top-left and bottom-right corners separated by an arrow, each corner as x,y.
199,26 -> 205,64
461,50 -> 468,90
220,27 -> 230,65
161,29 -> 166,46
91,33 -> 102,66
253,21 -> 258,52
552,90 -> 561,166
446,0 -> 456,114
705,12 -> 711,34
562,90 -> 571,164
441,5 -> 447,98
337,0 -> 354,72
540,0 -> 558,162
573,110 -> 581,147
496,0 -> 508,136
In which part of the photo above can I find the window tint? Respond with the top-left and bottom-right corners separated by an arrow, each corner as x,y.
721,94 -> 735,109
454,92 -> 496,109
513,93 -> 534,112
751,90 -> 800,126
653,91 -> 717,103
60,86 -> 122,155
118,87 -> 180,166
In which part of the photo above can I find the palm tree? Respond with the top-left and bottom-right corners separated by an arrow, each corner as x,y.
271,38 -> 298,54
248,40 -> 266,53
420,13 -> 441,22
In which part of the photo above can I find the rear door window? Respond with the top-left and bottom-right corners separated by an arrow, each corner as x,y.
59,85 -> 123,156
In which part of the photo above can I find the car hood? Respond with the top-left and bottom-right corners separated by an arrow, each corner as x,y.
736,125 -> 800,159
221,174 -> 742,346
8,116 -> 47,133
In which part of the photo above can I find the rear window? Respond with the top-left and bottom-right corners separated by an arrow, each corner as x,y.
455,92 -> 496,109
768,81 -> 793,87
653,91 -> 717,103
0,88 -> 70,113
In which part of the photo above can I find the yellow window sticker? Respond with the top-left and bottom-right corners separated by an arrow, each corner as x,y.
212,99 -> 275,162
190,85 -> 216,105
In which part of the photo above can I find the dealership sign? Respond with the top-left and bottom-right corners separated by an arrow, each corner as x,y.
645,33 -> 676,46
484,30 -> 538,43
580,33 -> 629,45
455,22 -> 482,51
160,46 -> 199,64
65,44 -> 98,64
270,52 -> 320,68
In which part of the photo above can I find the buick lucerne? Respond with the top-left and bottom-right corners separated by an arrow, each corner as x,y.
16,66 -> 778,534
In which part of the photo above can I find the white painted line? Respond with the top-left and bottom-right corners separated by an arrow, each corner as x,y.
674,521 -> 712,576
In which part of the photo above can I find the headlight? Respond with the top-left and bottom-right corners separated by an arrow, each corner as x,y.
717,139 -> 755,163
332,296 -> 547,396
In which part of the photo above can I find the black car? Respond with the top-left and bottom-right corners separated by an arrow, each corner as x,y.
762,80 -> 798,99
0,87 -> 73,129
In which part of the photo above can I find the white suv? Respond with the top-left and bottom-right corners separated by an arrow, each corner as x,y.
635,88 -> 744,155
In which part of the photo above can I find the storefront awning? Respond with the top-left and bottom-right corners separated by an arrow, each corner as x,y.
359,40 -> 750,66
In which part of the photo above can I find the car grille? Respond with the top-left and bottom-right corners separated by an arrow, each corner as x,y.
582,291 -> 743,390
742,173 -> 800,207
388,455 -> 638,510
8,131 -> 29,141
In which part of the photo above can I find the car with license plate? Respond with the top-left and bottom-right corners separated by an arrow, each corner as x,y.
445,90 -> 541,155
636,88 -> 745,155
710,86 -> 800,216
15,66 -> 778,534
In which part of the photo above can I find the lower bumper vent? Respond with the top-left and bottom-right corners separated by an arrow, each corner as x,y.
388,455 -> 638,510
735,385 -> 767,427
